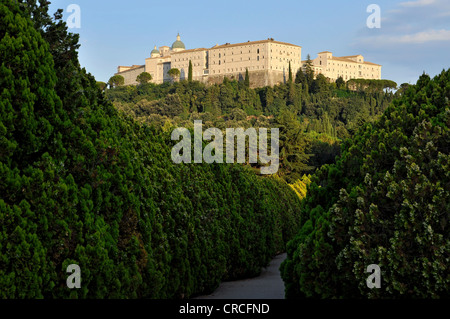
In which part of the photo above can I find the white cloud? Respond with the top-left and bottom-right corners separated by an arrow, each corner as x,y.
359,29 -> 450,46
396,29 -> 450,43
399,0 -> 436,7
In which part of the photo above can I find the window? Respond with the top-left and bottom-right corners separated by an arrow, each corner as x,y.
219,53 -> 221,58
257,49 -> 260,54
257,56 -> 259,61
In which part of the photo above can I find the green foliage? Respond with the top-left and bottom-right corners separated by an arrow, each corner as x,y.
188,61 -> 193,82
106,63 -> 394,182
0,0 -> 303,299
281,70 -> 450,298
245,68 -> 250,88
168,68 -> 180,81
311,74 -> 328,94
108,75 -> 125,88
303,54 -> 315,88
336,76 -> 345,89
288,61 -> 293,83
97,81 -> 107,91
295,68 -> 306,85
289,175 -> 311,200
347,78 -> 397,93
136,72 -> 152,84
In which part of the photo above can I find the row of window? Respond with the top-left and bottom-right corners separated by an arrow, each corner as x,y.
336,72 -> 378,80
212,65 -> 266,74
173,55 -> 204,62
214,49 -> 299,57
174,62 -> 203,67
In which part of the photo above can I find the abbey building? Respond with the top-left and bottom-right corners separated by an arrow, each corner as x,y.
115,34 -> 381,88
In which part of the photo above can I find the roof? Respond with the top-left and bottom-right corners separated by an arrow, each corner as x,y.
172,41 -> 185,49
116,65 -> 145,74
363,61 -> 382,66
318,51 -> 332,54
117,65 -> 144,69
171,48 -> 208,54
209,39 -> 301,50
330,56 -> 381,66
331,57 -> 355,62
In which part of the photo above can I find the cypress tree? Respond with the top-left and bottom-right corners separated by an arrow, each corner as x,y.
244,68 -> 250,88
0,0 -> 65,298
288,61 -> 293,83
188,60 -> 193,82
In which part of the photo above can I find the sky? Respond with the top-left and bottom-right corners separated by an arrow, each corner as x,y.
49,0 -> 450,85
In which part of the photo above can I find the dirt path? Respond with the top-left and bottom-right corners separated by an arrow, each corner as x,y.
195,253 -> 287,299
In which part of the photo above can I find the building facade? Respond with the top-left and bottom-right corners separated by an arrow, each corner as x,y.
115,35 -> 381,88
303,51 -> 382,82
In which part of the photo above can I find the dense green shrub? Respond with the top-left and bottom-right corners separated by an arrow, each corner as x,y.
281,70 -> 450,298
0,0 -> 302,298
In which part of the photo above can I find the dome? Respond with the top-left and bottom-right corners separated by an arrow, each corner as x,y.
151,45 -> 160,58
151,45 -> 159,55
171,33 -> 185,50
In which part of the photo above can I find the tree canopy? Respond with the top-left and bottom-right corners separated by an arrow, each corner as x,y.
108,74 -> 125,88
136,72 -> 152,84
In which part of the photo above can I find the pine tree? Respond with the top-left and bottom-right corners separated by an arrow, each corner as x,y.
136,72 -> 152,84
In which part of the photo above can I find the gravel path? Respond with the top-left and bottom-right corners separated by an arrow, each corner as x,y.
195,253 -> 287,299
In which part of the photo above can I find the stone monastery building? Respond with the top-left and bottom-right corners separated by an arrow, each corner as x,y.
115,34 -> 381,88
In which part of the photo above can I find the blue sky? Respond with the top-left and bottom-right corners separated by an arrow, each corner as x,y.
49,0 -> 450,85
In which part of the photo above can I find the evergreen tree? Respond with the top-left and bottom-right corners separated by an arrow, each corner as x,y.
295,68 -> 306,85
304,54 -> 315,89
97,81 -> 107,91
288,61 -> 293,83
244,68 -> 250,88
136,72 -> 152,84
188,60 -> 193,82
0,1 -> 305,299
335,76 -> 345,89
168,68 -> 180,82
281,69 -> 450,299
311,74 -> 328,94
108,75 -> 125,88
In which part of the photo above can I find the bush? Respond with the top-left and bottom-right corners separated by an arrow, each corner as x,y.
0,1 -> 302,298
281,70 -> 450,298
